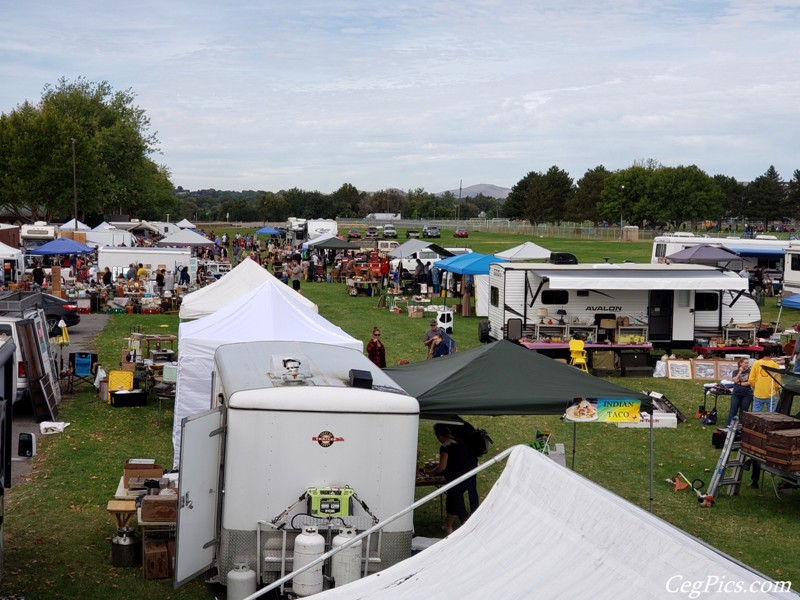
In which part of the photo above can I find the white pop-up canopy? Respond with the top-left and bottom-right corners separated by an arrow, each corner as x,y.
315,445 -> 787,599
176,218 -> 196,229
60,218 -> 91,231
179,257 -> 317,319
157,229 -> 214,247
171,280 -> 362,466
494,240 -> 551,260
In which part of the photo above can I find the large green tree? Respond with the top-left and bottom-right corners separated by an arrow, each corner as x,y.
503,166 -> 574,225
0,77 -> 175,223
746,165 -> 788,227
567,165 -> 610,225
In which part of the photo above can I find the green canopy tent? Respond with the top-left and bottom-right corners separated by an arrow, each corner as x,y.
384,340 -> 651,415
310,237 -> 362,251
385,340 -> 659,510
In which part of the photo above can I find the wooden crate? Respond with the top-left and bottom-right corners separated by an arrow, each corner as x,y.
741,413 -> 800,458
143,538 -> 170,579
765,429 -> 800,471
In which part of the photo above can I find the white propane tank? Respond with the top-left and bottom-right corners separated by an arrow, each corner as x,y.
293,526 -> 325,597
331,527 -> 362,587
227,561 -> 257,600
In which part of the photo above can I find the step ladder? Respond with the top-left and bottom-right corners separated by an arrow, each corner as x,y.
706,417 -> 745,500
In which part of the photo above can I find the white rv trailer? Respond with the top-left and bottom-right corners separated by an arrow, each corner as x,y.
83,228 -> 136,249
305,219 -> 338,241
781,243 -> 800,295
174,341 -> 419,591
651,233 -> 788,275
486,263 -> 760,347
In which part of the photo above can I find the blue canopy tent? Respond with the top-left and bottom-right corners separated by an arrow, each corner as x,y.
777,294 -> 800,330
434,253 -> 508,316
30,237 -> 94,255
255,225 -> 280,236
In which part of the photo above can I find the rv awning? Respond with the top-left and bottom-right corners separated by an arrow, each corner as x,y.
724,246 -> 785,257
532,267 -> 749,291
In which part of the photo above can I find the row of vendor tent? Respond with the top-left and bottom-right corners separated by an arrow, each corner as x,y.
61,217 -> 198,232
179,257 -> 317,319
171,270 -> 359,466
314,445 -> 787,600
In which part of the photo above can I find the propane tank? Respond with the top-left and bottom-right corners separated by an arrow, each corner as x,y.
292,526 -> 325,597
227,561 -> 257,600
331,527 -> 362,587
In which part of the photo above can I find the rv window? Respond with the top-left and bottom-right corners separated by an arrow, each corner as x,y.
654,243 -> 667,258
792,254 -> 800,272
490,286 -> 499,307
541,290 -> 568,305
695,292 -> 719,312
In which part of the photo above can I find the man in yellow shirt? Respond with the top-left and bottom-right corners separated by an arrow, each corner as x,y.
748,348 -> 780,413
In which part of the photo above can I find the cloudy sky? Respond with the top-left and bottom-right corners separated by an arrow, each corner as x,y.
2,1 -> 799,194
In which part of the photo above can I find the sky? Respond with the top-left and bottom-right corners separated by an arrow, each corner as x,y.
2,1 -> 799,194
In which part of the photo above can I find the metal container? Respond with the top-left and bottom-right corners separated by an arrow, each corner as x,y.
331,527 -> 362,588
110,527 -> 141,567
292,527 -> 324,597
227,561 -> 257,600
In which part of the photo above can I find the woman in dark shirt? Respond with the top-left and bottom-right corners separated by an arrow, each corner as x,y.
727,358 -> 753,427
426,423 -> 470,533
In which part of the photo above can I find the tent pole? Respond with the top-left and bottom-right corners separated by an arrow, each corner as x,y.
571,422 -> 577,469
650,411 -> 654,513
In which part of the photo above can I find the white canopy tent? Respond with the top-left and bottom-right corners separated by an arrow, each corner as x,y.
176,218 -> 196,229
92,221 -> 116,231
0,241 -> 24,282
60,218 -> 91,231
171,280 -> 362,466
179,257 -> 317,319
494,240 -> 551,261
157,229 -> 214,247
315,446 -> 788,599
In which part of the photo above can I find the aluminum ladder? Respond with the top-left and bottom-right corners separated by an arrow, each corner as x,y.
707,417 -> 745,499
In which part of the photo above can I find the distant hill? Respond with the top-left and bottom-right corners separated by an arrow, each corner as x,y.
437,183 -> 510,199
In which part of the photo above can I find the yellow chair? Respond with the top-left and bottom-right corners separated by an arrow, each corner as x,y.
569,338 -> 589,373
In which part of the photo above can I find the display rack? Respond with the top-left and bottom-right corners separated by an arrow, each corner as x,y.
536,324 -> 568,341
567,325 -> 597,342
618,326 -> 648,344
724,326 -> 756,346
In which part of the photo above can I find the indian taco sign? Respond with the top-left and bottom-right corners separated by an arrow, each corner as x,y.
564,398 -> 641,423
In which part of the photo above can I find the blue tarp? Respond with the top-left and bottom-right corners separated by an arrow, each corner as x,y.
255,225 -> 280,235
782,295 -> 800,310
30,237 -> 94,255
435,253 -> 508,275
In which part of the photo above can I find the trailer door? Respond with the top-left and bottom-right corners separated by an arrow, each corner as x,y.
648,290 -> 673,342
174,407 -> 223,588
672,289 -> 695,342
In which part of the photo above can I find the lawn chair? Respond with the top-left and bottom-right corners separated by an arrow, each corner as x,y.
568,338 -> 589,373
68,352 -> 98,394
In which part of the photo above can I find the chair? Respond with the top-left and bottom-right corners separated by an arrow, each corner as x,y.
568,339 -> 589,373
68,352 -> 98,394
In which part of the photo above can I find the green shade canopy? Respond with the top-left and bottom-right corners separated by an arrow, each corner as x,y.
384,340 -> 651,416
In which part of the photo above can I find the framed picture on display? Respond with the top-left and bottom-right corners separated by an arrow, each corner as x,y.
717,360 -> 739,381
692,360 -> 718,381
666,359 -> 692,380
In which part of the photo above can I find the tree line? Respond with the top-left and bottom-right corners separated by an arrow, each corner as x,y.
2,78 -> 798,229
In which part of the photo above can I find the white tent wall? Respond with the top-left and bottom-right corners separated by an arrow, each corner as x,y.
171,281 -> 362,467
179,257 -> 317,319
315,446 -> 788,599
474,274 -> 489,317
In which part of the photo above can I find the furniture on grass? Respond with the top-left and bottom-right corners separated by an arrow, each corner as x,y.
68,352 -> 98,393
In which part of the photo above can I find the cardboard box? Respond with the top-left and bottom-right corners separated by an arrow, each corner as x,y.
141,495 -> 178,522
143,538 -> 170,579
123,461 -> 163,488
408,305 -> 424,318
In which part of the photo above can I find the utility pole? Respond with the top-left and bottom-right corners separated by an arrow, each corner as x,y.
71,138 -> 78,231
620,185 -> 625,240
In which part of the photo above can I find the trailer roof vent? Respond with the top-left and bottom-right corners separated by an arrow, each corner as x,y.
278,357 -> 308,385
349,369 -> 373,389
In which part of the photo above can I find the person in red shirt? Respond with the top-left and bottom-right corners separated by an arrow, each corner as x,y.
366,328 -> 386,368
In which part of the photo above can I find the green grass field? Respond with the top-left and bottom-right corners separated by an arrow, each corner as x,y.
1,230 -> 797,599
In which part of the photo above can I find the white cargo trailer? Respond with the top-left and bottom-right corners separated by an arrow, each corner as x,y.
486,263 -> 761,347
97,246 -> 191,281
174,340 -> 419,593
84,228 -> 136,249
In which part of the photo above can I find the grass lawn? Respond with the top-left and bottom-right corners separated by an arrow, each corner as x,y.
2,232 -> 798,599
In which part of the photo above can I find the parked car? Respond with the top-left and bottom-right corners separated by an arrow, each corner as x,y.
453,228 -> 469,238
422,225 -> 440,238
383,224 -> 398,239
365,226 -> 379,239
406,229 -> 420,239
39,293 -> 81,334
347,228 -> 362,241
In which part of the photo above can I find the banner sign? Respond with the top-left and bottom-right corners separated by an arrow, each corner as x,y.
564,398 -> 641,423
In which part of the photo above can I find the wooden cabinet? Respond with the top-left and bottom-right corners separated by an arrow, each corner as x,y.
536,324 -> 568,341
724,326 -> 756,346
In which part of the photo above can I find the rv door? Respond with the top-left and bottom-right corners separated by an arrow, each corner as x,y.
672,289 -> 695,342
174,406 -> 224,588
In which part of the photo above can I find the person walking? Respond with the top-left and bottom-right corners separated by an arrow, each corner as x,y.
290,258 -> 302,292
425,424 -> 470,534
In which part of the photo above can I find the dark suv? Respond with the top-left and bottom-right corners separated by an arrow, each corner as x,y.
422,225 -> 441,238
